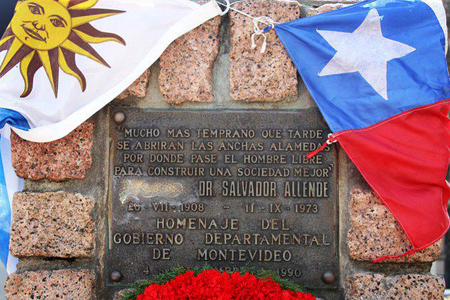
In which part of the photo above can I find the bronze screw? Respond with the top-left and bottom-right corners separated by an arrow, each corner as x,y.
321,271 -> 336,284
110,271 -> 123,282
113,112 -> 126,124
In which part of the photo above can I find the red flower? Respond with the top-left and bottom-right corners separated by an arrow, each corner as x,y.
131,270 -> 317,300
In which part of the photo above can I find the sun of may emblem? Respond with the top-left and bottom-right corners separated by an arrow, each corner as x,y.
0,0 -> 125,98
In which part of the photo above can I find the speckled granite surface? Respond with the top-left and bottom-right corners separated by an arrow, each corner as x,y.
387,275 -> 446,299
305,3 -> 348,16
159,15 -> 221,104
117,69 -> 151,100
113,289 -> 133,300
346,273 -> 445,300
11,120 -> 94,181
9,192 -> 94,258
229,1 -> 299,102
5,269 -> 95,300
346,273 -> 385,300
348,190 -> 442,262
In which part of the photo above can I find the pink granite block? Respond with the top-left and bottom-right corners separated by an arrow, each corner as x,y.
159,14 -> 221,104
117,69 -> 151,99
386,274 -> 446,299
346,273 -> 445,300
230,1 -> 299,102
10,192 -> 95,258
11,120 -> 94,181
306,3 -> 348,16
5,269 -> 95,300
348,190 -> 442,263
345,273 -> 385,300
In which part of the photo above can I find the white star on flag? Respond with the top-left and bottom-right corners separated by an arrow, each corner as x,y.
317,8 -> 416,100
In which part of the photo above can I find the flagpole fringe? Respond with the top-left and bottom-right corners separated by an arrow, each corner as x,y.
306,133 -> 337,159
372,249 -> 417,263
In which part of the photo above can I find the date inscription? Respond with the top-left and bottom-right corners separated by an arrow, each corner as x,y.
107,109 -> 338,289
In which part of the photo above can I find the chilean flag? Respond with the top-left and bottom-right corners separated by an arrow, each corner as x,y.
274,0 -> 450,261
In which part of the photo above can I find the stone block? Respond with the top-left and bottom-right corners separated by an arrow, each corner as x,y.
10,192 -> 95,258
117,69 -> 151,99
345,273 -> 385,300
305,3 -> 348,16
230,0 -> 299,102
346,273 -> 445,300
5,269 -> 95,300
348,190 -> 442,263
113,289 -> 133,300
11,120 -> 94,181
386,274 -> 446,299
159,14 -> 221,104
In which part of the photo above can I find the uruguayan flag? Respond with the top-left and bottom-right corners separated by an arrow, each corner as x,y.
0,0 -> 223,273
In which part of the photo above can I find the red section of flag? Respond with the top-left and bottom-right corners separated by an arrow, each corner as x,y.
337,100 -> 450,261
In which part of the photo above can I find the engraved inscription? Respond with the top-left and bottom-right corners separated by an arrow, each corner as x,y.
107,109 -> 338,289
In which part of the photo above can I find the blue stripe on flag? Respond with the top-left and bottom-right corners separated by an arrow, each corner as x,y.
0,136 -> 10,267
0,108 -> 29,270
0,108 -> 29,131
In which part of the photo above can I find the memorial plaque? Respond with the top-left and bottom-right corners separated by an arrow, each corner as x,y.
107,108 -> 338,289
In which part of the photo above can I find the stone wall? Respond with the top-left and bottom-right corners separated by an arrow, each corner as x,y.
4,113 -> 109,300
3,1 -> 446,299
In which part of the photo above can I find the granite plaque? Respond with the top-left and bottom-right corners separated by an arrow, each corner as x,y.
107,109 -> 338,289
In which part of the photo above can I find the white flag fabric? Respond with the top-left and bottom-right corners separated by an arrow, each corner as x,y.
0,0 -> 222,142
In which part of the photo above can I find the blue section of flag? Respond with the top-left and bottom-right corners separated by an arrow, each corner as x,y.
274,0 -> 450,132
0,135 -> 10,267
0,108 -> 29,269
0,108 -> 30,131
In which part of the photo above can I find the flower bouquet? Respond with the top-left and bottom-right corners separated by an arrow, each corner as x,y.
119,266 -> 317,300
